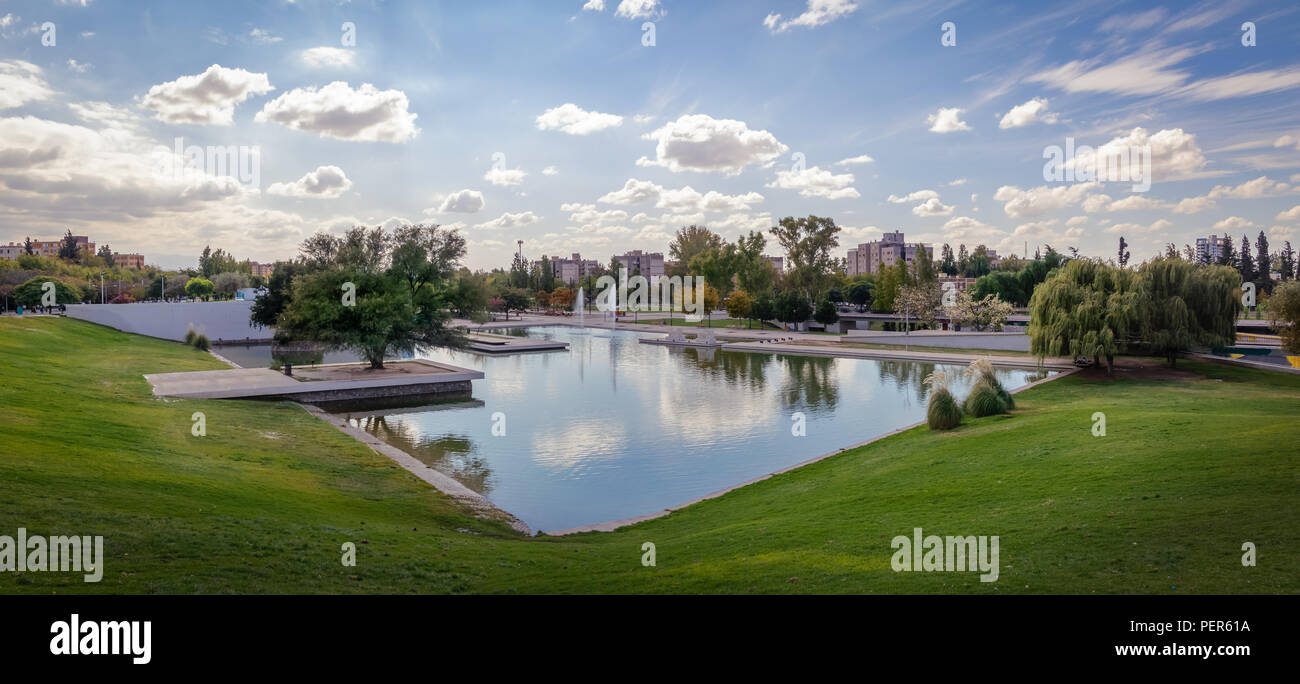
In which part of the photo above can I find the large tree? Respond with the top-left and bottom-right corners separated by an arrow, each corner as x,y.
1279,241 -> 1295,282
1254,231 -> 1272,292
250,262 -> 304,328
58,230 -> 80,260
668,225 -> 723,277
14,277 -> 82,306
689,243 -> 740,299
772,289 -> 812,328
1239,235 -> 1254,283
894,281 -> 942,329
733,231 -> 775,296
1270,281 -> 1300,353
939,243 -> 957,276
769,215 -> 840,300
1029,259 -> 1140,375
1137,258 -> 1239,367
274,225 -> 469,369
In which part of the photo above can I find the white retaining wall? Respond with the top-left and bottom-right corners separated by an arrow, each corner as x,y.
845,329 -> 1030,351
65,301 -> 272,343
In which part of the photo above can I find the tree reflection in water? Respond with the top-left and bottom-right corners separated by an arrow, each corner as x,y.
342,400 -> 494,495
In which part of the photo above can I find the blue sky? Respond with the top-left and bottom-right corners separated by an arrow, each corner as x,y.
1,0 -> 1299,270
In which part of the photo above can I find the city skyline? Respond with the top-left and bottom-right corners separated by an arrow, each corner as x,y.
1,1 -> 1299,272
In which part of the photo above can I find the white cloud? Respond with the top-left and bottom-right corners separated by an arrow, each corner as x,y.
658,186 -> 766,211
434,189 -> 486,214
887,189 -> 939,203
1099,8 -> 1168,32
0,61 -> 53,109
536,103 -> 624,135
595,178 -> 767,212
0,14 -> 17,28
637,113 -> 788,174
1173,196 -> 1215,214
1069,127 -> 1208,182
475,211 -> 541,230
1028,45 -> 1300,102
836,153 -> 873,166
615,0 -> 661,20
941,216 -> 1005,243
1176,67 -> 1300,102
66,59 -> 91,73
542,165 -> 558,176
1273,134 -> 1300,151
764,0 -> 859,33
582,1 -> 605,11
301,47 -> 356,69
1275,205 -> 1300,222
140,64 -> 273,125
266,165 -> 352,199
1012,219 -> 1058,238
484,166 -> 527,186
248,28 -> 281,44
1212,216 -> 1254,231
949,178 -> 967,186
1207,175 -> 1293,199
1104,219 -> 1173,234
599,178 -> 662,205
767,166 -> 859,199
1066,216 -> 1088,227
994,182 -> 1101,218
912,197 -> 954,217
927,107 -> 970,133
0,111 -> 252,229
998,97 -> 1058,129
1027,46 -> 1200,97
255,81 -> 418,143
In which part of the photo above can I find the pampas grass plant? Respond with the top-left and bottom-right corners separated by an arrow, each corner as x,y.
966,358 -> 1015,410
964,380 -> 1008,417
183,325 -> 197,345
924,370 -> 963,430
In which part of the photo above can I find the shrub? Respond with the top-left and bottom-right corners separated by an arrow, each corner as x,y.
192,334 -> 210,351
927,388 -> 963,430
964,380 -> 1008,417
924,370 -> 963,430
967,358 -> 1014,410
183,326 -> 197,345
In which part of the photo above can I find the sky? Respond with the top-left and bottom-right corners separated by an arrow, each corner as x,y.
1,0 -> 1299,271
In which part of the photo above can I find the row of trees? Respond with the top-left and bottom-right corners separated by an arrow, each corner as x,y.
1120,232 -> 1297,295
1030,257 -> 1240,373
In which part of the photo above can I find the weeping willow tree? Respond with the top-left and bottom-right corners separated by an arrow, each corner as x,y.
1028,259 -> 1139,376
1137,258 -> 1240,367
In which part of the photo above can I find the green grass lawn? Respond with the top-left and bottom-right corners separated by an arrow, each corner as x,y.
1,316 -> 1297,594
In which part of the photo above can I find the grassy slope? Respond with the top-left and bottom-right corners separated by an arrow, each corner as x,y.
1,317 -> 1296,594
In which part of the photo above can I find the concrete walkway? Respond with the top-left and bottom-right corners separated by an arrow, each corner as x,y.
145,359 -> 484,400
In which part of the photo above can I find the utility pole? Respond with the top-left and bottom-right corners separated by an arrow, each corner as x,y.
100,273 -> 105,304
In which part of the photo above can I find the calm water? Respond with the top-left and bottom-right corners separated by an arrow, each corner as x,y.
221,327 -> 1050,532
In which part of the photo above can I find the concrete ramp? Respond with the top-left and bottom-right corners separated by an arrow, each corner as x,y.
145,360 -> 484,401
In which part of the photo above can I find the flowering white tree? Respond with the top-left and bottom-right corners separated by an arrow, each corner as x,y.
946,290 -> 1014,331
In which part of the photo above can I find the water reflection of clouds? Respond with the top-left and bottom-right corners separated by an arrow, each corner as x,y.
531,418 -> 627,471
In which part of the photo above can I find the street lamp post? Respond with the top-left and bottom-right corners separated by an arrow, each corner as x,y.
99,272 -> 105,304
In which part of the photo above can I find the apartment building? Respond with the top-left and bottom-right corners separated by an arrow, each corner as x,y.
615,250 -> 665,278
845,231 -> 933,276
550,253 -> 600,284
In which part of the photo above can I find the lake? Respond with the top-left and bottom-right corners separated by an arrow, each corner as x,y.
219,326 -> 1052,533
